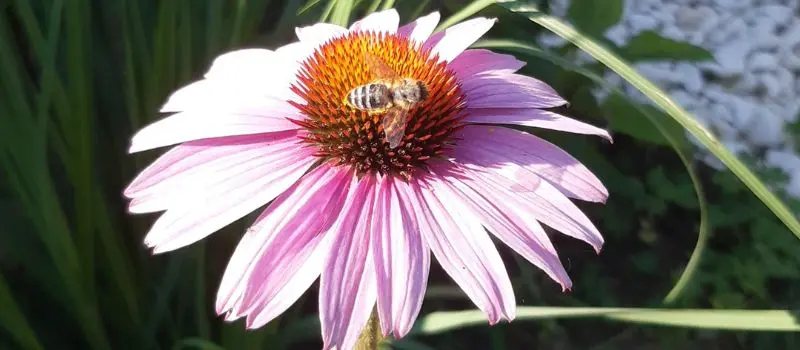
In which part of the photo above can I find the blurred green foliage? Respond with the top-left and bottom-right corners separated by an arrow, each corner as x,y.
1,0 -> 799,349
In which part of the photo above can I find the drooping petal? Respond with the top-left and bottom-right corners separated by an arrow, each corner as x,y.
449,49 -> 525,80
397,11 -> 440,45
349,9 -> 399,33
129,102 -> 302,153
426,17 -> 496,62
372,177 -> 430,337
455,125 -> 609,203
463,108 -> 612,141
214,163 -> 350,318
454,159 -> 604,253
404,178 -> 515,324
430,164 -> 571,290
462,73 -> 568,109
320,174 -> 379,350
218,164 -> 353,328
140,141 -> 317,253
295,23 -> 347,46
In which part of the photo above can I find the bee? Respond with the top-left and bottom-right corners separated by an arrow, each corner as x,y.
345,52 -> 428,149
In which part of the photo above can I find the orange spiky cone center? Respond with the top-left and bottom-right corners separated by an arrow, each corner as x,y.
289,31 -> 466,179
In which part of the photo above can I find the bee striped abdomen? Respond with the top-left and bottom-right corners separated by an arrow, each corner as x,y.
348,83 -> 390,111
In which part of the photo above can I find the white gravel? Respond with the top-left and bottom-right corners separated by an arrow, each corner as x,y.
539,0 -> 800,197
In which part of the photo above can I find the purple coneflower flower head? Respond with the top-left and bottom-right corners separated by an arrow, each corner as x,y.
124,9 -> 610,350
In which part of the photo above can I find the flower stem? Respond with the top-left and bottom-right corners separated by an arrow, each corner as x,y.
355,307 -> 383,350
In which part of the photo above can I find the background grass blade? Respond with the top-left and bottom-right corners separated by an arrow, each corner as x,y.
0,274 -> 43,350
435,0 -> 496,31
364,0 -> 382,14
330,0 -> 355,26
0,11 -> 111,349
417,307 -> 800,334
379,0 -> 396,11
498,1 -> 800,239
172,338 -> 226,350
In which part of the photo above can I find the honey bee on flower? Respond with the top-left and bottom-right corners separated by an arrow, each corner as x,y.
345,51 -> 429,149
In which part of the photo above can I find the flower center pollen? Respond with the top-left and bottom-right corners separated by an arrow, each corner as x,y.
289,31 -> 466,179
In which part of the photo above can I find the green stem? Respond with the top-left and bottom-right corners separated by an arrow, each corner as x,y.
355,308 -> 383,350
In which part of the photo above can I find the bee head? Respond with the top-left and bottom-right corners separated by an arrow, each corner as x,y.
393,79 -> 428,105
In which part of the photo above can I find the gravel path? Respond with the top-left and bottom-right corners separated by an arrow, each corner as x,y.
540,0 -> 800,197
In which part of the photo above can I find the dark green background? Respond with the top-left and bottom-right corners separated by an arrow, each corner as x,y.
2,0 -> 800,349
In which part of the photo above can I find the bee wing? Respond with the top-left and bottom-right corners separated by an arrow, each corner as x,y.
382,107 -> 410,149
364,51 -> 399,79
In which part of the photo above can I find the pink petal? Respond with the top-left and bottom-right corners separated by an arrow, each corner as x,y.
160,50 -> 300,113
204,49 -> 299,88
404,178 -> 515,324
215,219 -> 264,320
397,11 -> 440,45
140,143 -> 317,253
237,165 -> 352,320
204,48 -> 274,77
455,125 -> 609,203
320,174 -> 379,350
130,100 -> 302,153
126,131 -> 301,205
448,49 -> 525,80
213,164 -> 353,328
430,164 -> 571,290
275,41 -> 316,64
454,159 -> 604,252
160,78 -> 299,114
462,73 -> 568,109
427,17 -> 497,62
349,9 -> 399,33
464,108 -> 612,141
295,23 -> 347,45
372,177 -> 430,337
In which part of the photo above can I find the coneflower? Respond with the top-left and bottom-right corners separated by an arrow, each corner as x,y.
124,9 -> 610,349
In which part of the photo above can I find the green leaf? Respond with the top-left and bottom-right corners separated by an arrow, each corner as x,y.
601,93 -> 687,148
645,167 -> 697,209
417,307 -> 800,334
566,0 -> 623,37
499,1 -> 800,242
622,31 -> 715,62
